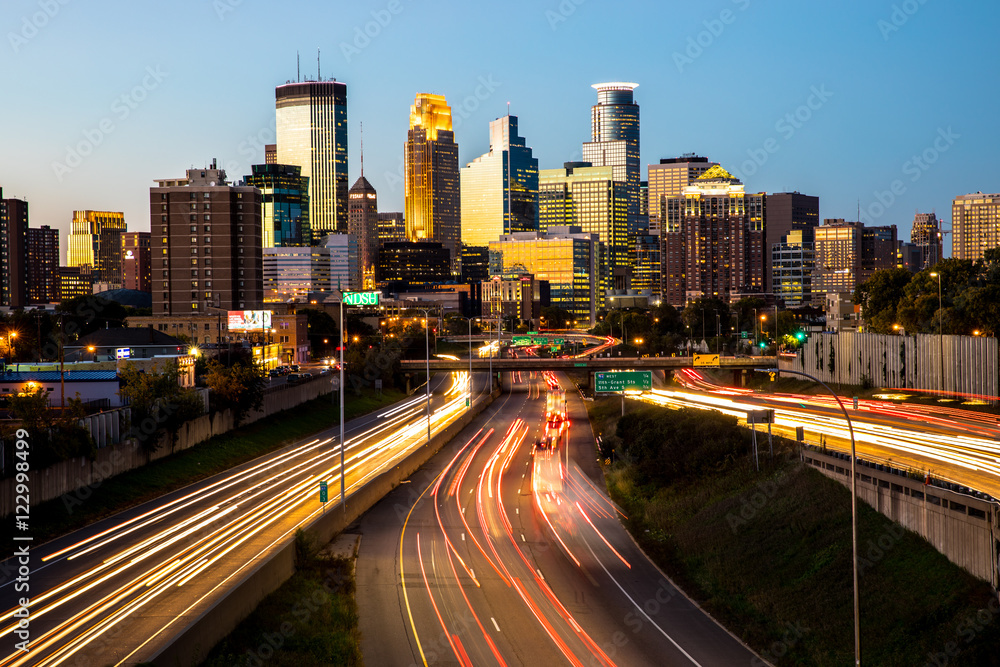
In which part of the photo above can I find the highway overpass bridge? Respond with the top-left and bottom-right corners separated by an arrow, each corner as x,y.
400,355 -> 776,389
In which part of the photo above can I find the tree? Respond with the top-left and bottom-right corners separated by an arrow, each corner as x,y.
204,359 -> 266,426
119,363 -> 204,452
540,306 -> 572,329
4,388 -> 94,470
853,267 -> 913,333
57,294 -> 129,339
681,297 -> 731,339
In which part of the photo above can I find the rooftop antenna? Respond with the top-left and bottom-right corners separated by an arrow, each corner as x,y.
296,51 -> 300,83
360,121 -> 364,177
318,48 -> 321,81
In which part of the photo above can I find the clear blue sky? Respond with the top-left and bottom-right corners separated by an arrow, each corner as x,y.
2,0 -> 996,258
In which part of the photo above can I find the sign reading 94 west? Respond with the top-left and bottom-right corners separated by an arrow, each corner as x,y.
594,370 -> 652,393
342,291 -> 381,306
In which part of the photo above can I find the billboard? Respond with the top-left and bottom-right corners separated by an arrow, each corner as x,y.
228,310 -> 273,332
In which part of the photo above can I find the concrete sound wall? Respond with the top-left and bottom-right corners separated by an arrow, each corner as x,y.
802,447 -> 1000,587
149,390 -> 497,667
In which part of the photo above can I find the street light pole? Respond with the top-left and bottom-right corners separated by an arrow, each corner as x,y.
418,308 -> 431,446
758,367 -> 861,667
339,295 -> 346,514
930,271 -> 944,395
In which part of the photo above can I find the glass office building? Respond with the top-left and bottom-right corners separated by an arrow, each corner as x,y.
488,226 -> 599,326
276,81 -> 348,235
245,164 -> 310,248
404,94 -> 461,273
68,210 -> 127,284
461,115 -> 538,247
772,229 -> 814,308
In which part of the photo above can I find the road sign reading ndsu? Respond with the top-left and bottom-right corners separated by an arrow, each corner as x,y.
319,481 -> 328,503
342,291 -> 380,306
594,370 -> 652,393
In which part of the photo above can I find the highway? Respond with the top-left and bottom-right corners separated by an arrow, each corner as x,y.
0,371 -> 486,666
640,369 -> 1000,499
357,369 -> 759,666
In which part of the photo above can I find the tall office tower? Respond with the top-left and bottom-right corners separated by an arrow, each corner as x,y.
27,225 -> 59,304
772,229 -> 814,308
647,155 -> 718,236
489,226 -> 600,326
68,210 -> 127,285
150,161 -> 263,315
404,93 -> 461,273
461,115 -> 539,246
245,164 -> 310,248
861,224 -> 898,283
661,166 -> 766,306
276,80 -> 348,235
539,162 -> 628,303
632,234 -> 661,299
954,193 -> 1000,261
0,188 -> 28,308
582,82 -> 640,253
764,192 -> 819,293
122,231 -> 151,292
348,176 -> 378,290
811,219 -> 863,305
377,212 -> 406,244
911,211 -> 943,269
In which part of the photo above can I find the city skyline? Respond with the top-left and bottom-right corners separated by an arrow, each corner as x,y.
2,1 -> 996,258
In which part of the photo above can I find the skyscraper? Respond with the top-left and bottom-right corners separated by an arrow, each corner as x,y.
0,188 -> 28,308
150,161 -> 263,315
276,80 -> 348,235
405,93 -> 461,273
245,163 -> 310,248
772,229 -> 814,308
122,231 -> 151,292
812,219 -> 862,305
582,82 -> 640,251
461,115 -> 538,246
765,192 -> 820,293
348,175 -> 378,290
68,210 -> 127,285
662,165 -> 766,306
861,224 -> 898,284
539,162 -> 628,302
911,211 -> 943,269
27,225 -> 59,304
953,193 -> 1000,262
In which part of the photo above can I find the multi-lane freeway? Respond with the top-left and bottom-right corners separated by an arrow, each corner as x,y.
0,372 -> 485,666
357,369 -> 759,666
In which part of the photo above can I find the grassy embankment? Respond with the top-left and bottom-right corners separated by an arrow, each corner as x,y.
590,397 -> 1000,666
198,531 -> 362,667
14,387 -> 404,554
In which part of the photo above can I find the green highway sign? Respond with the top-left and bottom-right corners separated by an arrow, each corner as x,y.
574,362 -> 587,367
741,331 -> 749,339
532,337 -> 549,345
342,291 -> 380,306
513,336 -> 532,346
594,371 -> 652,393
319,481 -> 328,503
554,338 -> 565,344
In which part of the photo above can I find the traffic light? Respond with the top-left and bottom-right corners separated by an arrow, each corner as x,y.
759,341 -> 767,349
794,331 -> 806,342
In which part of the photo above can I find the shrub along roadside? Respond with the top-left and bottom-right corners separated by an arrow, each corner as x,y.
593,400 -> 1000,666
5,388 -> 404,559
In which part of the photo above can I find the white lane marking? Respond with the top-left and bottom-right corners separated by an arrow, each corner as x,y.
492,617 -> 501,632
536,568 -> 544,580
521,534 -> 526,542
462,532 -> 466,541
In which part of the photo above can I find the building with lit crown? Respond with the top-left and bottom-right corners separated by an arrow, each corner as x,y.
488,226 -> 599,326
244,163 -> 310,248
461,115 -> 538,246
582,83 -> 640,253
404,94 -> 460,273
662,165 -> 766,306
276,80 -> 348,235
68,210 -> 126,286
647,156 -> 718,236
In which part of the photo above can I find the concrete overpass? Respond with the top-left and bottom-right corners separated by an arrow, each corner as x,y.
401,356 -> 774,372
